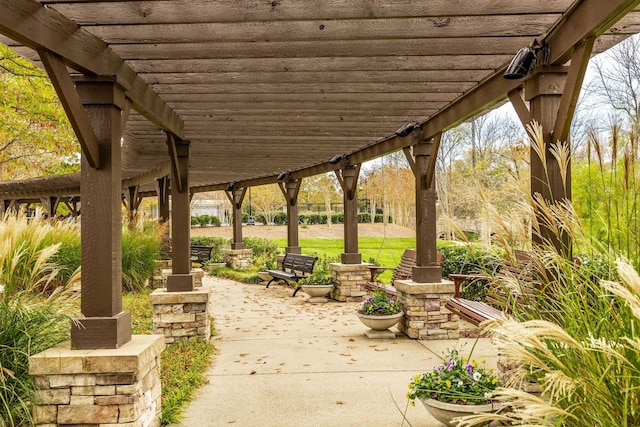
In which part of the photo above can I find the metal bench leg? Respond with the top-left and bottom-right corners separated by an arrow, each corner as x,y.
266,278 -> 276,288
292,285 -> 302,297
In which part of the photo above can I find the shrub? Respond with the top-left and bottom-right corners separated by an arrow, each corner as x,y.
121,223 -> 162,292
438,243 -> 502,301
190,236 -> 229,263
0,293 -> 77,426
243,237 -> 278,262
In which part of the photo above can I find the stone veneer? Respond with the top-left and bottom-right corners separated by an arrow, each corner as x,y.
330,263 -> 369,302
150,260 -> 171,289
149,288 -> 211,344
394,279 -> 460,340
29,335 -> 165,427
223,248 -> 253,269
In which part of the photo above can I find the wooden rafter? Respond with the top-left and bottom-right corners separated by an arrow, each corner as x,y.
39,50 -> 101,169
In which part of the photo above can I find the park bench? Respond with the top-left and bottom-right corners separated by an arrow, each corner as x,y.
265,253 -> 318,296
190,245 -> 214,264
446,250 -> 537,326
364,249 -> 444,297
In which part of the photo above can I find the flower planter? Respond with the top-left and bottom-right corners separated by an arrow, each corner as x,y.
356,311 -> 403,339
419,398 -> 503,427
300,284 -> 334,303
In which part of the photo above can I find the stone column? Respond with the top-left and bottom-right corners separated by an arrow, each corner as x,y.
30,336 -> 165,427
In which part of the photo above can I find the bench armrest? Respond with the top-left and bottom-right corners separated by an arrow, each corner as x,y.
449,273 -> 489,298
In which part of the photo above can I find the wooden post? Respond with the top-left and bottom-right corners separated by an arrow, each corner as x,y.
525,69 -> 570,254
279,179 -> 302,254
225,187 -> 247,250
70,77 -> 131,349
156,176 -> 170,223
335,165 -> 362,264
404,135 -> 442,283
124,185 -> 140,227
167,137 -> 193,292
40,196 -> 60,218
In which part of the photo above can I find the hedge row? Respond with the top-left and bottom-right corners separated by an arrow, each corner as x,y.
242,212 -> 392,225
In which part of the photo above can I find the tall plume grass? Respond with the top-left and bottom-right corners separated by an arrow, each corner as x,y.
456,123 -> 640,426
0,213 -> 80,426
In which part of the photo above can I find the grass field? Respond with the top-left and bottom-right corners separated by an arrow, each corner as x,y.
270,237 -> 417,282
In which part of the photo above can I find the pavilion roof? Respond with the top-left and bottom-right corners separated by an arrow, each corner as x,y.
0,0 -> 639,198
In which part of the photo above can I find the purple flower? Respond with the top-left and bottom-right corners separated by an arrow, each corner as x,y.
467,364 -> 473,374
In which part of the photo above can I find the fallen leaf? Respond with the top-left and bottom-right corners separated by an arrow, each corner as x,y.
250,370 -> 257,375
336,401 -> 346,405
374,348 -> 388,352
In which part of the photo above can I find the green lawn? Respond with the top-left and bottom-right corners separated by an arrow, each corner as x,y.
270,237 -> 416,282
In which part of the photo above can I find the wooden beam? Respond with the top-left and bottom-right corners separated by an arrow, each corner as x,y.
39,50 -> 101,169
552,37 -> 595,143
0,0 -> 184,138
425,132 -> 442,189
508,89 -> 531,126
166,134 -> 183,193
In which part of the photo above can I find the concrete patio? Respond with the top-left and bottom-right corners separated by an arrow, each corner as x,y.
170,275 -> 498,427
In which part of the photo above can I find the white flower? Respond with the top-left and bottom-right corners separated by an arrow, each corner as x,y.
458,380 -> 464,387
472,372 -> 482,381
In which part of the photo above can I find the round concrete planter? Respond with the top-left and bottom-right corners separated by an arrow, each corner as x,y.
300,284 -> 334,303
419,398 -> 503,426
356,311 -> 403,338
356,311 -> 403,330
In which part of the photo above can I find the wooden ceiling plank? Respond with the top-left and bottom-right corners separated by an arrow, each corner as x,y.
44,0 -> 573,24
111,37 -> 534,60
128,55 -> 513,73
149,82 -> 473,94
86,16 -> 558,44
140,70 -> 486,85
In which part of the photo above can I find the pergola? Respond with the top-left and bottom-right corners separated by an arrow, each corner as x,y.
1,0 -> 639,350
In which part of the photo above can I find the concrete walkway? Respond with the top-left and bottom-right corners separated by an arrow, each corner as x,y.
170,275 -> 498,427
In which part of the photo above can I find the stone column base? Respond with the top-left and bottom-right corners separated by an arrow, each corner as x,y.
223,248 -> 253,269
330,263 -> 369,302
151,259 -> 172,289
395,279 -> 459,340
29,335 -> 165,427
150,288 -> 211,344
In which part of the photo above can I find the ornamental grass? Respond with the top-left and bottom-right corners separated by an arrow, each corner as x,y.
456,123 -> 640,426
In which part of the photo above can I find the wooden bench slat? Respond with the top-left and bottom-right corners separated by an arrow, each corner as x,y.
446,250 -> 537,327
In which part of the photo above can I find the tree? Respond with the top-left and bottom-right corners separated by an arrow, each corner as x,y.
300,173 -> 340,225
249,184 -> 283,225
0,44 -> 79,180
588,33 -> 640,128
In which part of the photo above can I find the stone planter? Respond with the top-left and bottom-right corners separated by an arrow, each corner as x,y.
300,284 -> 334,303
356,311 -> 403,339
419,397 -> 503,426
